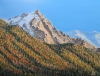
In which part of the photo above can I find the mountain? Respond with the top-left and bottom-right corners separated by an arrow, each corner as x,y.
66,30 -> 100,48
0,20 -> 100,76
6,10 -> 97,49
7,10 -> 72,44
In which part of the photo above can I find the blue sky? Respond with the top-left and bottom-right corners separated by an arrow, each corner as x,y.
0,0 -> 100,32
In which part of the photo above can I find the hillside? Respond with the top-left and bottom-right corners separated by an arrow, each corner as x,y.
0,19 -> 7,26
0,20 -> 100,76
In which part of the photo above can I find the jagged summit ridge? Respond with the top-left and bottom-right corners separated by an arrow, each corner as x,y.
7,10 -> 73,44
6,10 -> 97,49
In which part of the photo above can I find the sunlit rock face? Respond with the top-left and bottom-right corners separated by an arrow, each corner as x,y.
7,10 -> 97,49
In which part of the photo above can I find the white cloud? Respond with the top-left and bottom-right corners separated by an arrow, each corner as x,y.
75,30 -> 98,47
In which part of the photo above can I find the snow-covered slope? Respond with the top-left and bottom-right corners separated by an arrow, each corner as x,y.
7,10 -> 73,44
66,30 -> 100,48
6,10 -> 98,49
7,12 -> 40,36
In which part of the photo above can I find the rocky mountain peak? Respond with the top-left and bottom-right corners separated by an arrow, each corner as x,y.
6,10 -> 97,49
35,10 -> 44,19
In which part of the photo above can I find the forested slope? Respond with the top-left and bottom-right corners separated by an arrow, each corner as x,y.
0,20 -> 100,76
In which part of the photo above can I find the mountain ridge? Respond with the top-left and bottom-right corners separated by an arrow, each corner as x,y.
6,10 -> 98,49
7,10 -> 73,44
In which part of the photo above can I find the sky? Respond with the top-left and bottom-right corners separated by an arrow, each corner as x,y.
0,0 -> 100,32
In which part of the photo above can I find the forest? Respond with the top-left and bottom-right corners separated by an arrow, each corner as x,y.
0,19 -> 100,76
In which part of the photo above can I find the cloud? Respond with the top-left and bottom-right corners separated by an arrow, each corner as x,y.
95,31 -> 100,44
75,30 -> 98,47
